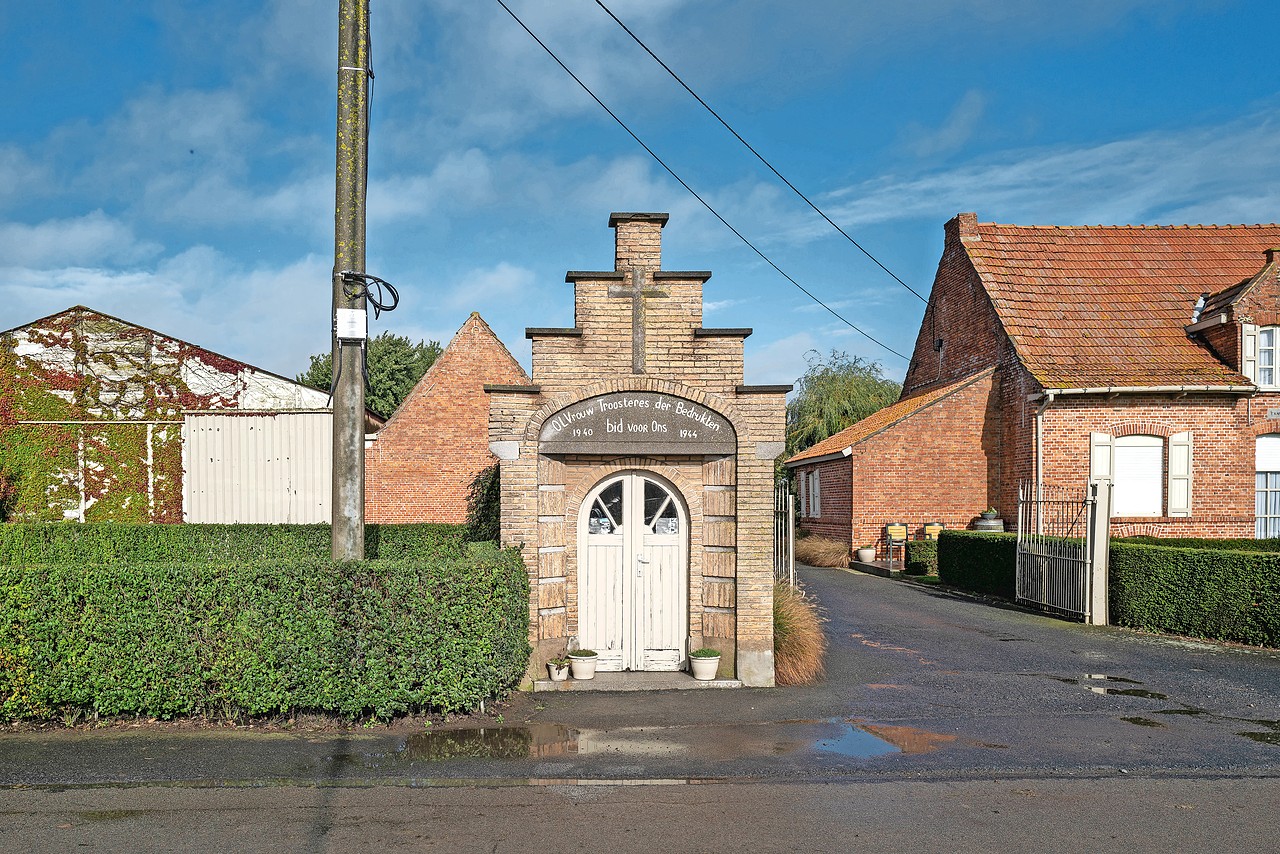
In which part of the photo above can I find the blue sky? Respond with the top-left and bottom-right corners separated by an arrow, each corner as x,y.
2,1 -> 1277,387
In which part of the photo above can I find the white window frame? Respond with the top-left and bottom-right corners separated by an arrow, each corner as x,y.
1257,326 -> 1277,388
1090,431 -> 1192,517
808,470 -> 821,518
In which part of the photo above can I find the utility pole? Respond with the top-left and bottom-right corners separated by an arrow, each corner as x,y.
332,0 -> 370,561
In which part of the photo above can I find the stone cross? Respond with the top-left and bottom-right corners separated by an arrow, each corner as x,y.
608,267 -> 669,373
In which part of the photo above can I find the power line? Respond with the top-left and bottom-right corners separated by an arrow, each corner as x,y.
594,0 -> 928,305
493,0 -> 910,362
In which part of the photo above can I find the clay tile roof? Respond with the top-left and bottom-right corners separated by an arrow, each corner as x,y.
786,369 -> 993,466
963,220 -> 1280,388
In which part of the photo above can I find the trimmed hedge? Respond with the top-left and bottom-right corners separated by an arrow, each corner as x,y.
937,530 -> 1017,597
1117,536 -> 1280,554
0,543 -> 530,721
1110,542 -> 1280,647
0,522 -> 466,566
904,540 -> 937,576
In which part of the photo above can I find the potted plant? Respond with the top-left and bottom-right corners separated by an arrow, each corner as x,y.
547,656 -> 570,682
689,647 -> 721,681
855,544 -> 877,563
567,649 -> 598,680
980,507 -> 999,520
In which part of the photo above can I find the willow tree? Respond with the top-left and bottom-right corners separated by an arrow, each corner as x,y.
786,350 -> 901,456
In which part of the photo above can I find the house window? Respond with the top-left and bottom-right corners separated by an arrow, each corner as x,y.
799,469 -> 821,518
1242,324 -> 1278,388
1255,435 -> 1280,538
1260,327 -> 1277,387
1090,431 -> 1192,517
1113,435 -> 1163,516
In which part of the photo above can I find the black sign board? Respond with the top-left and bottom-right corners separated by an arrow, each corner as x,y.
539,392 -> 736,456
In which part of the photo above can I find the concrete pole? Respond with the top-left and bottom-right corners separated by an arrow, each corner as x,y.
332,0 -> 370,561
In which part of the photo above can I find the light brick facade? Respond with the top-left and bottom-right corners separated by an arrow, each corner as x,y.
487,213 -> 788,687
788,213 -> 1280,555
365,313 -> 529,523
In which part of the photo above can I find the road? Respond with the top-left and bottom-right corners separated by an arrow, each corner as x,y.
2,567 -> 1278,852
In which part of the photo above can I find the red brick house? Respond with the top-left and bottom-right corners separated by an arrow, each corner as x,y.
786,213 -> 1280,556
365,312 -> 529,523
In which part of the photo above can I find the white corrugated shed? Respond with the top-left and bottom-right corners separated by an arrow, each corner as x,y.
183,412 -> 332,523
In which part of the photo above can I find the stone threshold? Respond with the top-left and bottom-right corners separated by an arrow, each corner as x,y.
533,671 -> 743,692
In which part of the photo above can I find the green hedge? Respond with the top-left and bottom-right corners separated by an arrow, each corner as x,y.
1117,536 -> 1280,554
0,543 -> 530,721
1110,542 -> 1280,647
0,522 -> 466,566
904,540 -> 937,576
937,530 -> 1017,597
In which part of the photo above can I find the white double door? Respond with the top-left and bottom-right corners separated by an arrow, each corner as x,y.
578,472 -> 688,671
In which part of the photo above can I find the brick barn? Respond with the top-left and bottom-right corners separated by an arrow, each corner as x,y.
365,312 -> 529,523
786,213 -> 1280,557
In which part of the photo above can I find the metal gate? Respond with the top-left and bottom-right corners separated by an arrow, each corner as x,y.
1015,480 -> 1111,624
773,484 -> 795,586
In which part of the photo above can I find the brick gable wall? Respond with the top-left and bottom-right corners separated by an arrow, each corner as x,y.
365,313 -> 529,523
902,214 -> 1013,399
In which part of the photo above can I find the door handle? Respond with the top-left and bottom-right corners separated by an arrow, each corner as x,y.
636,556 -> 649,576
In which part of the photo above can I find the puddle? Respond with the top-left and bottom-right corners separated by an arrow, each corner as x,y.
1239,731 -> 1280,745
397,719 -> 966,764
1029,673 -> 1170,700
1155,708 -> 1208,717
1119,717 -> 1165,728
1088,687 -> 1169,700
1086,674 -> 1141,684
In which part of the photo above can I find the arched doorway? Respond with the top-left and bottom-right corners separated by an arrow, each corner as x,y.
577,471 -> 688,671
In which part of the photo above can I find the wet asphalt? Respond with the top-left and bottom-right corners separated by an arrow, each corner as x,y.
3,565 -> 1278,788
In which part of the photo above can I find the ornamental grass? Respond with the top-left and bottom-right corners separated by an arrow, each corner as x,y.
793,535 -> 850,568
774,582 -> 827,686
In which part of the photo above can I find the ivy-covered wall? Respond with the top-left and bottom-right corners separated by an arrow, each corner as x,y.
0,307 -> 329,523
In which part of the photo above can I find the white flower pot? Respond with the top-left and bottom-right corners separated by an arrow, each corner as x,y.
568,654 -> 597,680
690,655 -> 721,681
856,548 -> 876,563
547,662 -> 569,682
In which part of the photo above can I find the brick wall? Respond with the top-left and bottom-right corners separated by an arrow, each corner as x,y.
845,371 -> 1000,556
365,313 -> 529,523
1041,393 -> 1263,537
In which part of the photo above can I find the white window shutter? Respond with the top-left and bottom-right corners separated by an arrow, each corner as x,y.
1090,432 -> 1114,481
798,471 -> 808,517
812,470 -> 821,517
1167,431 -> 1192,517
1243,324 -> 1258,382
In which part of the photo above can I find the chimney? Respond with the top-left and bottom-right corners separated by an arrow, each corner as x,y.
1267,247 -> 1280,265
610,212 -> 669,272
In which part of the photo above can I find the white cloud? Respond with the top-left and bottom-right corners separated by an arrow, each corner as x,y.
443,262 -> 536,310
746,331 -> 816,387
0,211 -> 162,268
905,90 -> 988,158
821,108 -> 1280,229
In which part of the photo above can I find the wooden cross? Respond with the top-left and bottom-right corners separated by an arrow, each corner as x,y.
608,267 -> 668,374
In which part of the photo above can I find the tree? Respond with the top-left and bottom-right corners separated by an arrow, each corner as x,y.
786,350 -> 901,456
297,331 -> 442,420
